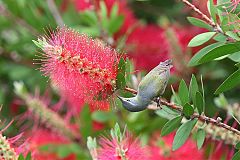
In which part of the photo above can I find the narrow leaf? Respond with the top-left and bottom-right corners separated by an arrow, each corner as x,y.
228,51 -> 240,62
172,119 -> 198,151
178,80 -> 189,106
116,73 -> 126,89
199,42 -> 240,64
194,91 -> 204,114
197,129 -> 206,149
189,74 -> 199,102
108,15 -> 124,35
236,141 -> 240,149
171,85 -> 181,105
232,151 -> 240,160
208,0 -> 217,23
161,115 -> 183,136
235,62 -> 240,68
118,58 -> 126,74
215,70 -> 240,94
187,17 -> 212,30
188,42 -> 224,66
92,111 -> 114,122
183,103 -> 194,117
110,2 -> 118,19
188,32 -> 215,47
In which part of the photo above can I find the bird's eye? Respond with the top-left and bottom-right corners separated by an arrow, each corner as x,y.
127,100 -> 130,102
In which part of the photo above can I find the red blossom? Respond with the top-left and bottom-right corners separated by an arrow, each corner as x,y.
149,133 -> 204,160
28,129 -> 76,160
126,25 -> 169,71
98,133 -> 148,160
39,27 -> 120,107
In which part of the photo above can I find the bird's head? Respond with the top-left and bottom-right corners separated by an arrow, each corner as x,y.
160,59 -> 173,69
117,95 -> 148,112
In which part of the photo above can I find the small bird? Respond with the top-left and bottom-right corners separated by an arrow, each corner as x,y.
118,59 -> 172,112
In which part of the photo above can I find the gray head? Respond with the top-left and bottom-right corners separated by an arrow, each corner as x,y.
159,59 -> 173,69
117,95 -> 148,112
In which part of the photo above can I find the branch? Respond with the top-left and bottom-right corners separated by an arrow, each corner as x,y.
180,0 -> 232,40
181,0 -> 216,27
124,87 -> 240,137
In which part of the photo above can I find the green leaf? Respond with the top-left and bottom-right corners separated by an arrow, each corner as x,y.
155,105 -> 181,120
183,103 -> 194,117
200,75 -> 205,108
79,10 -> 98,26
188,42 -> 224,66
196,129 -> 206,149
213,33 -> 227,42
189,74 -> 199,102
172,119 -> 198,151
236,141 -> 240,149
18,154 -> 25,160
232,151 -> 240,160
92,111 -> 114,122
116,73 -> 126,89
235,62 -> 240,68
215,70 -> 240,94
198,42 -> 240,64
80,105 -> 92,140
228,51 -> 240,62
171,86 -> 181,105
25,152 -> 32,160
118,58 -> 126,74
161,115 -> 183,136
116,58 -> 126,89
194,91 -> 204,114
188,32 -> 216,47
187,17 -> 212,30
214,93 -> 228,108
110,2 -> 118,19
100,1 -> 108,29
87,137 -> 97,150
208,0 -> 217,23
178,80 -> 189,105
111,123 -> 122,142
108,15 -> 124,35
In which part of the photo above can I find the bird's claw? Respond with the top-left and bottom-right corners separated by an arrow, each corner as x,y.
156,97 -> 162,109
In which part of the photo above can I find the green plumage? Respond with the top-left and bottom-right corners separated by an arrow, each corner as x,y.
118,59 -> 172,112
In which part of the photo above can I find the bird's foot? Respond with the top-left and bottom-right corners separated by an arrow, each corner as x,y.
156,97 -> 162,109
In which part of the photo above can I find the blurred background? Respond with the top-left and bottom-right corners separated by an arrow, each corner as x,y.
0,0 -> 239,159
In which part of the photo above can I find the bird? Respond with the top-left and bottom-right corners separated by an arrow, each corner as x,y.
118,59 -> 172,112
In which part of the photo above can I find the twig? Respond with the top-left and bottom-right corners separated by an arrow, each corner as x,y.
47,0 -> 64,27
181,0 -> 216,27
124,87 -> 240,136
180,0 -> 229,37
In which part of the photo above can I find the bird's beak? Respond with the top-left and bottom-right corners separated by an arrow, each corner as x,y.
116,95 -> 123,101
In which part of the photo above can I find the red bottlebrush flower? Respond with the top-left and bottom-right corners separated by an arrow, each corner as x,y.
149,133 -> 204,160
38,27 -> 120,105
126,25 -> 169,71
0,119 -> 26,159
97,132 -> 148,160
28,129 -> 76,160
74,0 -> 93,11
206,142 -> 233,160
